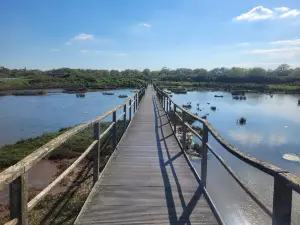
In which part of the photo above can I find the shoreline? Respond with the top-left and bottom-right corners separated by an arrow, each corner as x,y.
160,82 -> 300,94
0,87 -> 138,96
0,120 -> 127,224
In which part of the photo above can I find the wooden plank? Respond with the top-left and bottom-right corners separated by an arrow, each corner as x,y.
272,175 -> 292,225
9,173 -> 28,225
75,86 -> 217,225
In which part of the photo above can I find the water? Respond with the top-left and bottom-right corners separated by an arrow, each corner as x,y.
171,90 -> 300,224
1,88 -> 300,223
0,89 -> 136,147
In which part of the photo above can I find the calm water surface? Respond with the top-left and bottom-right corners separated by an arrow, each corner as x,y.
0,89 -> 136,147
1,88 -> 300,224
171,90 -> 300,225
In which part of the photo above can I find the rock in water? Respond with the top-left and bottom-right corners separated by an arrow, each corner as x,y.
282,154 -> 300,162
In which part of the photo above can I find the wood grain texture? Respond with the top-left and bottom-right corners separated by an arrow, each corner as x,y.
75,86 -> 218,225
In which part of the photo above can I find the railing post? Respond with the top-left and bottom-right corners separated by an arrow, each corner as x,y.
129,99 -> 132,122
133,96 -> 136,114
136,93 -> 139,110
182,111 -> 187,151
10,173 -> 28,225
169,99 -> 171,112
166,97 -> 169,113
201,124 -> 209,187
272,175 -> 292,225
112,111 -> 117,150
173,104 -> 177,133
123,104 -> 127,129
163,96 -> 165,110
93,122 -> 100,184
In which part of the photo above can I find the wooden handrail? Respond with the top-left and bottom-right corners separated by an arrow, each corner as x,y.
154,84 -> 300,191
0,87 -> 146,225
154,83 -> 300,225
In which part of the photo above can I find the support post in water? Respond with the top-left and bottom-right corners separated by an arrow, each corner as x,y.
201,124 -> 209,187
272,175 -> 292,225
123,104 -> 127,130
112,111 -> 117,149
9,173 -> 28,225
93,122 -> 100,184
182,111 -> 187,151
129,99 -> 132,121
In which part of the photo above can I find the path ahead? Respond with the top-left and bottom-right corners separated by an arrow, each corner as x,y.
75,86 -> 217,225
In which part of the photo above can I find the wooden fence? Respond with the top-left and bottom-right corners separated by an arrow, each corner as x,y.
154,84 -> 300,225
0,88 -> 146,225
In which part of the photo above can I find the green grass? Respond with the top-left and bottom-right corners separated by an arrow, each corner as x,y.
0,122 -> 121,169
0,120 -> 131,224
161,81 -> 300,93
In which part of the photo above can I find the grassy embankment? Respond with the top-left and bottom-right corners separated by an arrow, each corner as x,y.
0,121 -> 129,225
0,76 -> 147,92
160,81 -> 300,93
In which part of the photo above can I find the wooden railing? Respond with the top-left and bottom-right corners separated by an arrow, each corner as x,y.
0,88 -> 146,225
154,84 -> 300,225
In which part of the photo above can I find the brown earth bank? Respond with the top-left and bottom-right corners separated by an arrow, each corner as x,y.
0,120 -> 130,224
0,158 -> 95,225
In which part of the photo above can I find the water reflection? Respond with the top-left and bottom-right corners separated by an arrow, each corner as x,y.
0,89 -> 136,146
171,90 -> 300,225
228,129 -> 262,147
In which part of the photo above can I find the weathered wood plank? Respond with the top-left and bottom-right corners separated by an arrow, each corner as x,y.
9,173 -> 28,225
75,86 -> 217,225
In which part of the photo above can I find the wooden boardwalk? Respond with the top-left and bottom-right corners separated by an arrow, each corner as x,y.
75,86 -> 218,225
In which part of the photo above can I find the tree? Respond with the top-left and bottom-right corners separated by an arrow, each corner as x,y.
275,64 -> 291,76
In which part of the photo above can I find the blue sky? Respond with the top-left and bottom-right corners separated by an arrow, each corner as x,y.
1,0 -> 300,70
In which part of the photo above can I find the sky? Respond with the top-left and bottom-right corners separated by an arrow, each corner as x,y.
1,0 -> 300,70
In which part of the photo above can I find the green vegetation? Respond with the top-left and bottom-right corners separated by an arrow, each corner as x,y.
1,64 -> 300,92
0,67 -> 149,91
0,121 -> 129,169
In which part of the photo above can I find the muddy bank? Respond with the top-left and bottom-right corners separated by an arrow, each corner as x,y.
0,159 -> 68,215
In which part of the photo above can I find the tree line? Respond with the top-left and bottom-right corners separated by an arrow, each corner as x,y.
1,64 -> 300,90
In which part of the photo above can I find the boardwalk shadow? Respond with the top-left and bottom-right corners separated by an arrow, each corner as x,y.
153,96 -> 203,225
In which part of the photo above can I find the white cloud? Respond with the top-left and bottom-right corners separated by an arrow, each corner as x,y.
66,33 -> 95,45
270,38 -> 300,45
138,23 -> 152,28
80,49 -> 89,53
280,9 -> 300,18
50,48 -> 60,52
234,6 -> 274,21
274,7 -> 289,12
74,33 -> 94,40
234,6 -> 300,21
250,47 -> 300,59
236,42 -> 250,47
